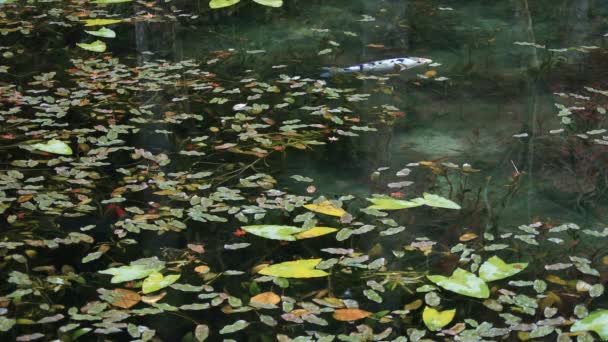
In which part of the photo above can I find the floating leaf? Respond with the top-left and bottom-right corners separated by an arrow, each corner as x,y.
76,40 -> 107,52
304,201 -> 347,217
332,308 -> 371,321
258,259 -> 329,278
142,272 -> 180,294
93,0 -> 132,3
479,256 -> 528,282
241,225 -> 305,241
420,193 -> 461,209
31,140 -> 73,155
99,259 -> 165,283
194,324 -> 209,341
250,292 -> 281,305
427,268 -> 489,299
84,27 -> 116,38
209,0 -> 240,9
571,309 -> 608,340
366,197 -> 424,210
109,289 -> 141,309
82,18 -> 123,26
253,0 -> 283,7
423,306 -> 456,331
219,320 -> 249,334
294,227 -> 338,239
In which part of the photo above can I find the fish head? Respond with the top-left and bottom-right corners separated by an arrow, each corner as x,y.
411,57 -> 433,66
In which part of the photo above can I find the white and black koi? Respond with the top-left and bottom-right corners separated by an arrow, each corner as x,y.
321,57 -> 432,78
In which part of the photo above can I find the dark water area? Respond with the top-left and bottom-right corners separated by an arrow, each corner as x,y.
1,0 -> 608,341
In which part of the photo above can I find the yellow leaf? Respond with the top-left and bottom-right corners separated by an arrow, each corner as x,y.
459,233 -> 478,242
294,227 -> 338,239
424,70 -> 437,78
250,292 -> 281,305
194,265 -> 210,274
422,306 -> 456,331
332,308 -> 372,321
258,259 -> 328,278
82,18 -> 123,26
404,299 -> 423,311
303,201 -> 347,217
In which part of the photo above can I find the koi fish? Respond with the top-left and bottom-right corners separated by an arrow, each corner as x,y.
321,57 -> 432,78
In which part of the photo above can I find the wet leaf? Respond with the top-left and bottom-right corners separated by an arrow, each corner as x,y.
84,27 -> 116,38
195,324 -> 209,341
332,308 -> 371,321
422,306 -> 456,331
209,0 -> 240,9
366,197 -> 424,210
76,40 -> 107,52
219,320 -> 249,334
571,309 -> 608,340
250,292 -> 281,305
241,225 -> 305,241
427,268 -> 489,299
420,193 -> 461,210
99,259 -> 165,283
0,317 -> 16,332
294,227 -> 338,239
258,259 -> 328,278
110,289 -> 141,309
82,19 -> 123,26
31,140 -> 73,155
479,256 -> 528,282
304,201 -> 347,217
253,0 -> 282,7
142,272 -> 180,294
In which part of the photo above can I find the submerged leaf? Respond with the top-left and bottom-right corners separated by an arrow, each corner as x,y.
423,306 -> 456,331
304,201 -> 347,217
258,259 -> 328,278
427,268 -> 489,299
571,309 -> 608,340
479,256 -> 528,282
31,140 -> 73,155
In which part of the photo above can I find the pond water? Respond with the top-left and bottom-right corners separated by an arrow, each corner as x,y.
2,0 -> 608,341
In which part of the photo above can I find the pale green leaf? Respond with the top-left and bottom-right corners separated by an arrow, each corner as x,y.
84,27 -> 116,38
31,139 -> 73,155
479,256 -> 528,282
241,225 -> 305,241
142,272 -> 181,294
427,268 -> 489,299
219,320 -> 249,334
420,193 -> 461,209
258,259 -> 329,278
366,197 -> 424,210
571,309 -> 608,340
76,40 -> 107,52
252,0 -> 282,7
209,0 -> 240,9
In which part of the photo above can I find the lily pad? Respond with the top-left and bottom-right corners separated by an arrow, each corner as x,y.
84,27 -> 116,38
258,259 -> 329,278
427,268 -> 490,299
571,309 -> 608,340
479,256 -> 528,282
304,200 -> 347,217
294,227 -> 338,239
142,272 -> 181,294
77,40 -> 107,52
209,0 -> 240,9
366,197 -> 424,210
82,18 -> 123,26
423,306 -> 456,331
31,139 -> 73,155
241,225 -> 305,241
253,0 -> 283,7
420,193 -> 461,209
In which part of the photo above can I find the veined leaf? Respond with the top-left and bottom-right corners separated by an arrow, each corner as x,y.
479,256 -> 528,282
258,259 -> 328,278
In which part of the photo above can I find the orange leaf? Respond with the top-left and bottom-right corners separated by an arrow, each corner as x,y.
459,233 -> 478,242
194,265 -> 210,274
110,288 -> 141,309
332,308 -> 372,321
250,291 -> 281,305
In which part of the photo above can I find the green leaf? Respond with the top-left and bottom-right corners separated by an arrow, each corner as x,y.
82,18 -> 123,26
142,272 -> 181,294
423,306 -> 456,331
77,40 -> 107,52
571,309 -> 608,340
219,320 -> 249,334
479,256 -> 528,282
31,139 -> 73,155
209,0 -> 240,9
294,227 -> 338,239
92,0 -> 132,3
99,257 -> 165,283
252,0 -> 283,7
420,193 -> 461,209
258,259 -> 329,278
84,27 -> 116,38
427,268 -> 489,299
0,317 -> 16,332
366,197 -> 424,210
241,225 -> 306,241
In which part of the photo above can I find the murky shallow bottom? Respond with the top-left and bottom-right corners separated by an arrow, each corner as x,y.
1,0 -> 608,341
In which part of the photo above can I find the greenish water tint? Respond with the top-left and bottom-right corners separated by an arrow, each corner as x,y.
1,0 -> 608,341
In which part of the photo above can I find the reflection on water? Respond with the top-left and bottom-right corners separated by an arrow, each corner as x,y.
1,0 -> 608,340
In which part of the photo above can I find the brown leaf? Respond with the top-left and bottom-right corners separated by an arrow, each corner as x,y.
332,308 -> 372,321
250,291 -> 281,305
110,288 -> 141,309
187,244 -> 205,254
459,233 -> 478,242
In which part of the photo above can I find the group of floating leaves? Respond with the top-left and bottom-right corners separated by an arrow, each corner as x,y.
1,0 -> 608,341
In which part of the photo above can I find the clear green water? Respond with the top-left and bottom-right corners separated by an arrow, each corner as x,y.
1,0 -> 608,341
